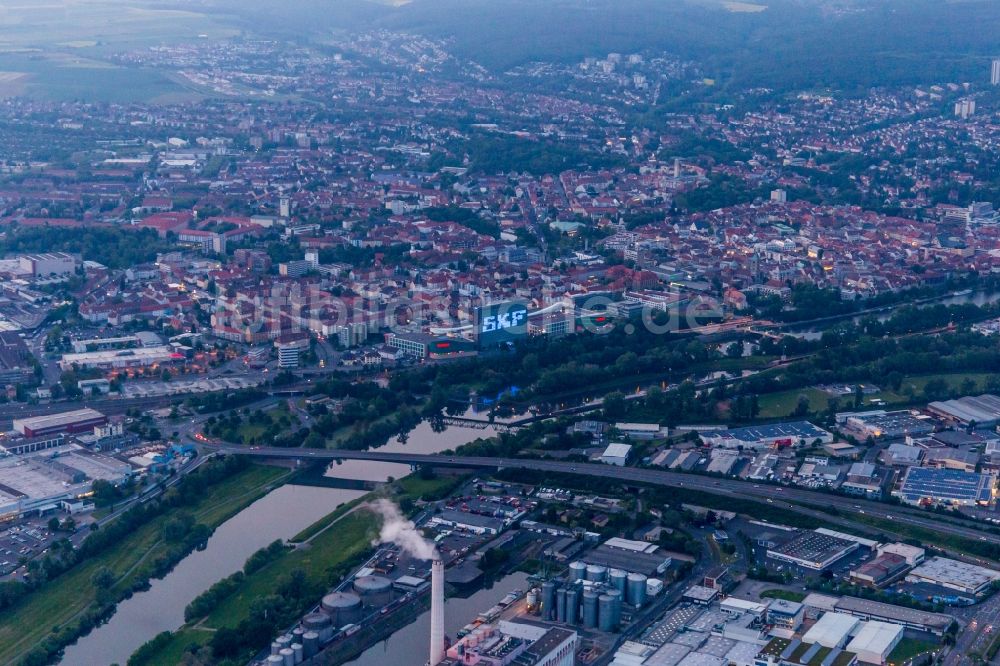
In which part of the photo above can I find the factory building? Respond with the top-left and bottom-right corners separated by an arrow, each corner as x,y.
927,394 -> 1000,428
600,443 -> 633,466
844,621 -> 903,665
441,621 -> 577,666
766,531 -> 859,571
13,408 -> 108,437
427,509 -> 504,535
849,553 -> 910,588
875,543 -> 925,567
802,594 -> 955,636
801,612 -> 859,648
700,421 -> 832,450
894,467 -> 995,507
581,538 -> 672,577
838,410 -> 935,441
905,557 -> 1000,598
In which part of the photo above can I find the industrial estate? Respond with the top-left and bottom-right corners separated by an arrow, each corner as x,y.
2,2 -> 1000,666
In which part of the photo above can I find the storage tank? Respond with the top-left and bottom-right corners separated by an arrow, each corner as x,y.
565,587 -> 580,625
556,588 -> 567,623
527,588 -> 539,612
302,631 -> 320,659
265,656 -> 284,666
541,581 -> 557,621
627,573 -> 648,607
569,561 -> 587,582
303,612 -> 334,643
321,592 -> 363,625
585,564 -> 607,583
279,647 -> 295,666
353,576 -> 393,606
276,635 -> 292,650
582,590 -> 599,628
271,641 -> 282,656
292,643 -> 303,664
608,589 -> 623,627
292,627 -> 305,642
609,569 -> 627,594
598,594 -> 615,632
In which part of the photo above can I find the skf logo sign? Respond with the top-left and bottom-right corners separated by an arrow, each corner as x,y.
481,309 -> 527,333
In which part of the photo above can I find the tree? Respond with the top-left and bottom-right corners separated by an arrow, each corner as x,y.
47,517 -> 60,532
792,394 -> 810,417
923,378 -> 950,401
603,391 -> 627,419
90,566 -> 115,589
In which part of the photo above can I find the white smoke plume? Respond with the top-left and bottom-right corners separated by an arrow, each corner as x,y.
368,499 -> 439,561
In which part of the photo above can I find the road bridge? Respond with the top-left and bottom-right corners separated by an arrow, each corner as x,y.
209,446 -> 1000,558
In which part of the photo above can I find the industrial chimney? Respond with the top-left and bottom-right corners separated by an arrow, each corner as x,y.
429,558 -> 445,665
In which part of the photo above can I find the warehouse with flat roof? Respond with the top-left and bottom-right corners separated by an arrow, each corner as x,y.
767,531 -> 859,571
700,421 -> 832,450
12,408 -> 108,438
801,612 -> 859,648
894,467 -> 995,506
905,557 -> 1000,597
830,595 -> 955,635
844,621 -> 903,665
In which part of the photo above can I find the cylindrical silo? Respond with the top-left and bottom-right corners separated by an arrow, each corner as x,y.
292,628 -> 305,643
565,587 -> 580,625
277,635 -> 292,650
585,564 -> 607,583
266,656 -> 284,666
541,581 -> 557,621
302,631 -> 319,658
322,592 -> 363,626
271,641 -> 282,656
582,590 -> 599,628
292,643 -> 304,664
569,561 -> 587,582
609,569 -> 627,594
279,647 -> 295,666
598,594 -> 615,632
608,589 -> 622,627
556,588 -> 567,623
353,576 -> 393,607
627,573 -> 648,607
527,588 -> 539,612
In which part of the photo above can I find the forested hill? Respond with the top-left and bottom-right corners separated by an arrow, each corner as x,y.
219,0 -> 1000,91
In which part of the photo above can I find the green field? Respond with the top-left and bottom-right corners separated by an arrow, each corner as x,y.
757,387 -> 833,418
757,372 -> 997,419
887,637 -> 937,664
0,1 -> 238,102
760,588 -> 806,602
0,53 -> 196,103
0,464 -> 288,666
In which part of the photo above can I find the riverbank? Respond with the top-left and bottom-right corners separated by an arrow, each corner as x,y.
127,473 -> 464,665
0,461 -> 289,666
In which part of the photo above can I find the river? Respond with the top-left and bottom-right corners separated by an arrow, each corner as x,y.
344,572 -> 530,666
786,289 -> 1000,340
324,411 -> 501,483
59,417 -> 498,665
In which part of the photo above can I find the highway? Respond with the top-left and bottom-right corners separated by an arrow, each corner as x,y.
209,447 -> 1000,557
